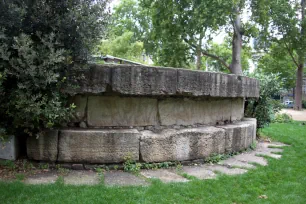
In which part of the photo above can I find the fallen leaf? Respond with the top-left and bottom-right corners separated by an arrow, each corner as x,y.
258,195 -> 268,199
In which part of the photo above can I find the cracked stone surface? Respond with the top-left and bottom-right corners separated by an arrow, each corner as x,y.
140,169 -> 188,183
104,171 -> 148,187
24,171 -> 58,185
64,171 -> 99,185
233,152 -> 268,166
182,166 -> 216,179
219,158 -> 256,169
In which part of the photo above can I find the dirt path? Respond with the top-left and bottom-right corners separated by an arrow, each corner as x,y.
280,109 -> 306,121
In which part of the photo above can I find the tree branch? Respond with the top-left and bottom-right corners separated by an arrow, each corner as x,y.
283,41 -> 299,68
183,38 -> 231,71
201,51 -> 231,71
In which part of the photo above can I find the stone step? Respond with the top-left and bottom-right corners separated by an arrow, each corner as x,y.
24,170 -> 58,185
140,169 -> 188,183
64,170 -> 99,185
182,166 -> 216,179
205,164 -> 248,175
219,158 -> 256,169
104,171 -> 148,187
233,153 -> 268,166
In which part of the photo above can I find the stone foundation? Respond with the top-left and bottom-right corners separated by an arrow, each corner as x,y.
27,64 -> 259,164
27,119 -> 256,163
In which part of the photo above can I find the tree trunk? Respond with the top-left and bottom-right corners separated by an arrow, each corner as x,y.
196,37 -> 203,70
230,7 -> 243,75
294,63 -> 303,110
294,0 -> 306,110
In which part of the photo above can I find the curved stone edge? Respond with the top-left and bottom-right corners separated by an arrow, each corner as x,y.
27,119 -> 256,164
65,64 -> 259,98
140,118 -> 256,163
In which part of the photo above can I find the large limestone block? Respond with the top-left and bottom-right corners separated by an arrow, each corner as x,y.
217,118 -> 256,153
65,64 -> 112,95
58,129 -> 140,163
87,96 -> 158,127
239,118 -> 257,141
27,130 -> 58,162
112,66 -> 177,95
159,98 -> 240,126
0,135 -> 19,160
140,127 -> 226,162
231,98 -> 244,121
177,70 -> 212,96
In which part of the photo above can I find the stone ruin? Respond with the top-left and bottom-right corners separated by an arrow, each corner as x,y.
27,64 -> 259,164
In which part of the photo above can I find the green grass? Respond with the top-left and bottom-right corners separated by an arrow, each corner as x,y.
1,122 -> 306,203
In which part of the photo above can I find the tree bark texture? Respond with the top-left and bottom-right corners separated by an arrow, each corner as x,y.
230,7 -> 243,75
294,0 -> 305,110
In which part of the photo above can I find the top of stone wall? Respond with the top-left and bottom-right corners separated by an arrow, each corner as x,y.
65,64 -> 259,98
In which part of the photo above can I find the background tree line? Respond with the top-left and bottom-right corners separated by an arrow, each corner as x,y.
101,0 -> 306,110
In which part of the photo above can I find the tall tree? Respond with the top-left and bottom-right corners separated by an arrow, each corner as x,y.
252,0 -> 306,110
257,43 -> 297,91
141,0 -> 232,69
204,40 -> 252,73
111,0 -> 153,55
97,31 -> 145,62
141,0 -> 258,74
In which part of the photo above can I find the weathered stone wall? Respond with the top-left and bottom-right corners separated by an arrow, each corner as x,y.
26,65 -> 259,164
70,96 -> 244,128
66,64 -> 260,98
27,119 -> 257,164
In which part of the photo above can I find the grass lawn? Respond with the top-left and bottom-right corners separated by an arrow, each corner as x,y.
1,122 -> 306,204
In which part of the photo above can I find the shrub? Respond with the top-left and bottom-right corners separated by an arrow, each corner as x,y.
302,100 -> 306,109
245,73 -> 283,129
0,1 -> 109,137
273,113 -> 293,123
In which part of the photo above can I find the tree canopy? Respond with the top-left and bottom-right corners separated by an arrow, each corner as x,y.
252,0 -> 306,110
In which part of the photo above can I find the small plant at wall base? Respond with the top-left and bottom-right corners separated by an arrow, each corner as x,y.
123,153 -> 141,174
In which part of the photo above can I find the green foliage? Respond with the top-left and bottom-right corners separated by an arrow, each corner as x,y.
273,113 -> 293,124
0,0 -> 109,136
0,160 -> 15,169
204,153 -> 231,164
302,100 -> 306,109
0,32 -> 74,136
252,0 -> 306,109
250,141 -> 257,150
97,32 -> 145,63
257,43 -> 297,90
245,73 -> 283,129
0,0 -> 109,61
123,153 -> 141,174
140,0 -> 233,68
15,174 -> 25,181
204,41 -> 252,73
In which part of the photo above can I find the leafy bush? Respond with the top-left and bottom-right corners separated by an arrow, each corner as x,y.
0,1 -> 109,137
302,100 -> 306,109
245,73 -> 283,129
273,113 -> 293,123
